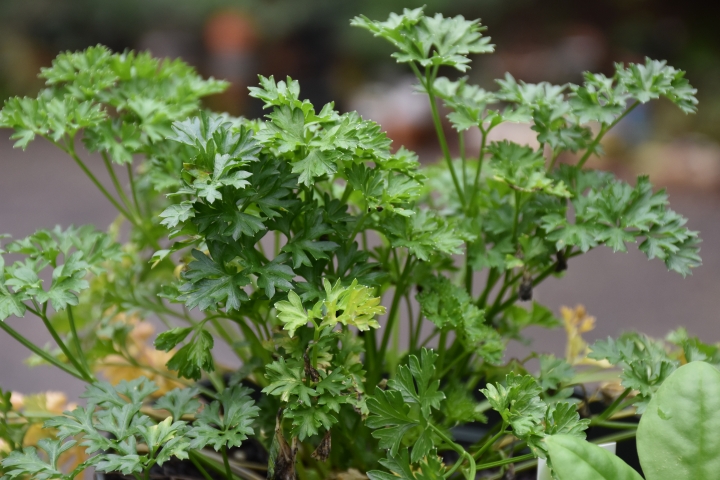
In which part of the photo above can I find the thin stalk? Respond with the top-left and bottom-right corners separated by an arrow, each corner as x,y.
102,151 -> 136,216
0,321 -> 85,380
416,64 -> 466,209
210,318 -> 247,362
420,328 -> 439,348
459,131 -> 467,191
406,295 -> 415,352
437,330 -> 448,373
431,424 -> 476,480
511,190 -> 521,242
378,256 -> 413,361
592,387 -> 632,424
67,305 -> 95,381
126,162 -> 143,216
487,263 -> 557,319
473,423 -> 507,461
222,446 -> 233,480
37,308 -> 91,381
470,126 -> 488,209
189,453 -> 214,480
547,148 -> 560,171
63,141 -> 134,222
438,349 -> 472,378
592,420 -> 638,430
577,101 -> 640,169
477,268 -> 500,308
476,453 -> 535,471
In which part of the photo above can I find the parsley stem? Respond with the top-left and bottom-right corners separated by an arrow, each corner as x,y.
102,151 -> 137,218
0,319 -> 85,381
459,131 -> 467,190
222,446 -> 233,480
188,452 -> 215,480
470,126 -> 488,210
477,268 -> 500,308
63,141 -> 134,222
378,255 -> 413,364
487,262 -> 557,320
592,387 -> 632,424
127,161 -> 143,216
417,64 -> 467,209
35,304 -> 93,382
577,101 -> 640,169
430,424 -> 476,480
67,305 -> 96,382
437,329 -> 448,372
475,453 -> 535,470
473,423 -> 508,460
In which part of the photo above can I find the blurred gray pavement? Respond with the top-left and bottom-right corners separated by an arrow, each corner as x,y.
1,135 -> 719,398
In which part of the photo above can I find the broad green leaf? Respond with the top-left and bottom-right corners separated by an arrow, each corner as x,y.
546,434 -> 643,480
637,361 -> 720,480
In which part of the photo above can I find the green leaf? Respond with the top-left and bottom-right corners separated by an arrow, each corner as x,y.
285,405 -> 336,441
546,434 -> 643,480
637,361 -> 720,480
352,9 -> 493,72
275,290 -> 312,337
489,141 -> 570,197
154,327 -> 193,351
96,453 -> 144,475
262,357 -> 316,404
480,374 -> 545,437
417,276 -> 503,363
165,329 -> 215,380
180,249 -> 251,311
616,58 -> 697,113
589,334 -> 678,412
187,385 -> 259,450
320,279 -> 385,332
388,348 -> 444,418
154,387 -> 201,421
366,389 -> 418,456
0,438 -> 73,480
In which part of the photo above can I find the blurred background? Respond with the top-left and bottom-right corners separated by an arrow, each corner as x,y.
1,0 -> 720,397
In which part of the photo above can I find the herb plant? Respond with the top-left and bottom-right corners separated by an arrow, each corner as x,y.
0,7 -> 712,480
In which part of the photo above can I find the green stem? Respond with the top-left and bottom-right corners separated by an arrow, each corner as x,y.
67,305 -> 95,382
222,446 -> 233,480
470,126 -> 488,210
36,308 -> 91,382
210,318 -> 248,362
418,65 -> 466,209
473,423 -> 507,460
438,349 -> 472,378
477,268 -> 500,308
476,453 -> 535,471
430,425 -> 476,480
592,420 -> 638,430
188,452 -> 214,480
437,330 -> 448,372
63,141 -> 134,222
0,320 -> 85,380
459,131 -> 467,191
577,101 -> 640,169
102,151 -> 136,216
547,148 -> 560,171
511,190 -> 521,242
378,256 -> 413,362
487,263 -> 557,319
592,388 -> 632,424
126,162 -> 143,216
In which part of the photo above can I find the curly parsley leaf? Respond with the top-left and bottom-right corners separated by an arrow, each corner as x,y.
187,385 -> 259,451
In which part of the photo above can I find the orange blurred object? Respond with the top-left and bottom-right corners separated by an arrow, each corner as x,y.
204,9 -> 257,55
